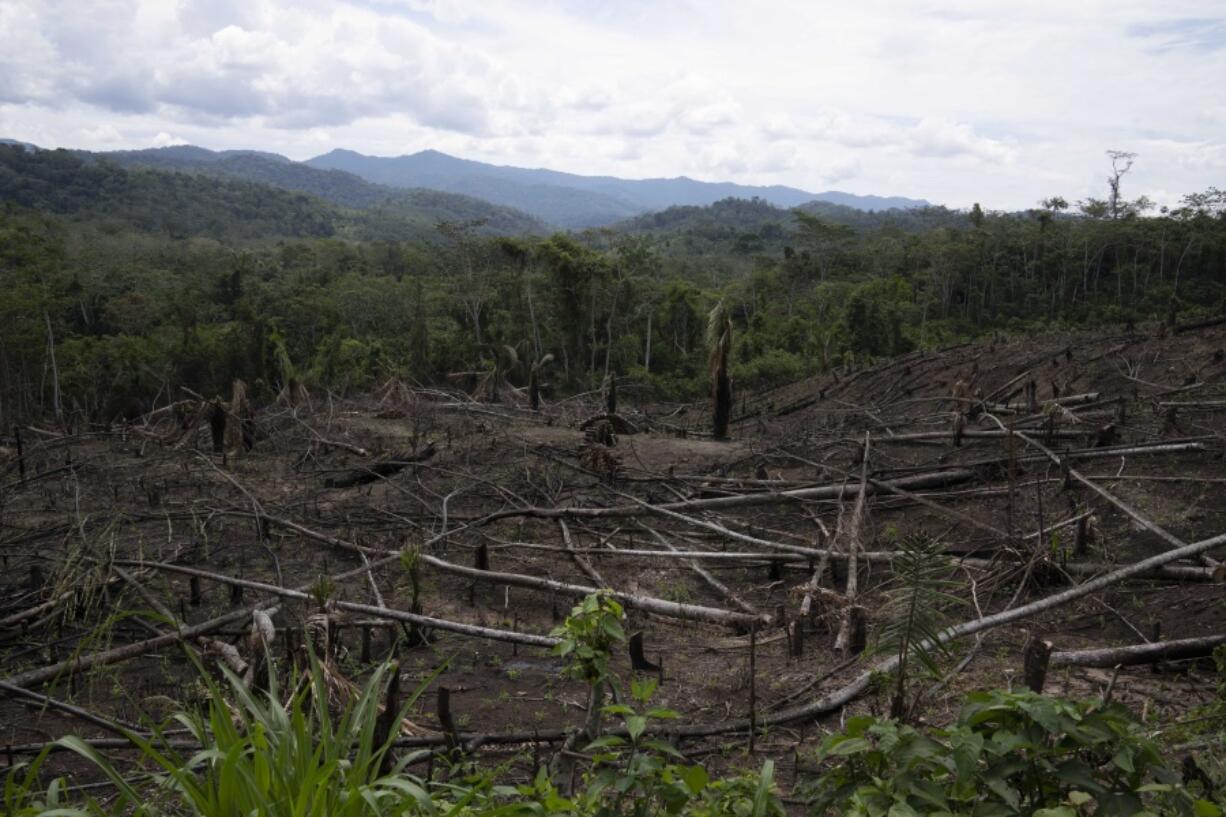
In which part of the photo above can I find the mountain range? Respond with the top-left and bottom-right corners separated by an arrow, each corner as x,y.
4,138 -> 931,232
305,148 -> 928,228
31,140 -> 926,228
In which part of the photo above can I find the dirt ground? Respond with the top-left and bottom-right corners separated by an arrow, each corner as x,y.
2,321 -> 1224,796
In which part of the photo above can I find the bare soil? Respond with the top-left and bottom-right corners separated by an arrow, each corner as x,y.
2,323 -> 1224,792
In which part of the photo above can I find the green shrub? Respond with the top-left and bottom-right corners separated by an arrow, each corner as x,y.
40,658 -> 439,817
802,689 -> 1217,817
733,349 -> 808,389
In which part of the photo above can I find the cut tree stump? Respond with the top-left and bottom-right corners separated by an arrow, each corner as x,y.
1022,634 -> 1053,692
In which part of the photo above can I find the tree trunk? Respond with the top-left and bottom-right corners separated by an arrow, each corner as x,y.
43,311 -> 62,423
644,311 -> 652,373
1050,634 -> 1226,668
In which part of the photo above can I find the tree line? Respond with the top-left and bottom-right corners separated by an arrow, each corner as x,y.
1,145 -> 1224,427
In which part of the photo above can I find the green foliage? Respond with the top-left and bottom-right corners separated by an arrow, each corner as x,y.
872,533 -> 967,718
802,689 -> 1216,817
7,642 -> 785,817
580,677 -> 785,817
732,349 -> 807,389
1167,645 -> 1226,796
845,277 -> 914,358
4,144 -> 1226,427
2,747 -> 85,817
33,657 -> 438,817
1,145 -> 337,241
8,663 -> 1211,817
550,591 -> 626,685
581,677 -> 690,816
544,600 -> 786,816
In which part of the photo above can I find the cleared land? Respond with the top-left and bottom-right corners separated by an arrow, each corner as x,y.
3,323 -> 1225,788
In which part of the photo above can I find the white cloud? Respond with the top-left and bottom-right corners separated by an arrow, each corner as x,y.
906,117 -> 1015,164
152,131 -> 187,147
1,0 -> 1224,209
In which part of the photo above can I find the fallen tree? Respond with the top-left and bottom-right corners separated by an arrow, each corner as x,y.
1050,634 -> 1226,668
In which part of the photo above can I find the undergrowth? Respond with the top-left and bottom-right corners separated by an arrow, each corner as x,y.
5,596 -> 1224,817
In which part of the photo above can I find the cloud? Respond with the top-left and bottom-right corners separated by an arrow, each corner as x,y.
906,117 -> 1015,164
152,131 -> 187,147
1127,17 -> 1226,53
76,73 -> 158,114
0,2 -> 499,134
1,0 -> 1225,209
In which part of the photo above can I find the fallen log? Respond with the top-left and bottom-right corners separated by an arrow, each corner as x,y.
496,468 -> 982,519
416,552 -> 767,628
559,520 -> 607,587
1050,634 -> 1226,668
642,527 -> 760,618
1157,401 -> 1226,410
488,540 -> 1218,582
0,524 -> 452,691
879,428 -> 1089,443
1173,315 -> 1226,334
835,432 -> 870,654
0,678 -> 143,738
113,560 -> 559,648
500,440 -> 1208,522
1006,426 -> 1220,569
261,511 -> 770,629
752,529 -> 1226,729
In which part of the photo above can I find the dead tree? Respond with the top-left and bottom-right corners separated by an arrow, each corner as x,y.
707,301 -> 733,440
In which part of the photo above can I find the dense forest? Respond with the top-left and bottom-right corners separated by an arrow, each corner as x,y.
1,143 -> 1224,427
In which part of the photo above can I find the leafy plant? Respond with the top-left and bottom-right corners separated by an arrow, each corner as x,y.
581,677 -> 784,817
51,656 -> 442,817
1165,644 -> 1226,800
802,689 -> 1213,817
551,591 -> 626,687
2,747 -> 88,817
872,533 -> 966,718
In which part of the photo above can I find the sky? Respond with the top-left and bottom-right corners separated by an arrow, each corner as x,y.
1,0 -> 1224,211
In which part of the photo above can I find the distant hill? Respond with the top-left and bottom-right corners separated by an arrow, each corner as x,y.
0,145 -> 544,242
2,138 -> 931,232
614,196 -> 967,240
0,138 -> 38,152
0,145 -> 336,240
306,148 -> 929,228
93,145 -> 545,233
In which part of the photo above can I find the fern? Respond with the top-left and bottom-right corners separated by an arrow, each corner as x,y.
873,533 -> 966,719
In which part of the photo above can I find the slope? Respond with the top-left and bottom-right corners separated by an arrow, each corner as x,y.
0,145 -> 543,243
96,145 -> 546,232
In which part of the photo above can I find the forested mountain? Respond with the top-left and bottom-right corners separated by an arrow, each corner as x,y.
90,145 -> 547,231
0,145 -> 544,242
306,148 -> 928,227
612,196 -> 969,254
1,145 -> 338,241
13,140 -> 930,229
2,136 -> 1223,431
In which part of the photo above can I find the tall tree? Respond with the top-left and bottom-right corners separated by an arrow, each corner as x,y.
707,301 -> 733,440
1106,150 -> 1137,220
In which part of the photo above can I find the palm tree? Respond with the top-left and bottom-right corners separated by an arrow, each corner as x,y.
707,301 -> 733,439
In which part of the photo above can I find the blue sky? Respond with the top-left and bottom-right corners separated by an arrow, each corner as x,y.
1,0 -> 1223,210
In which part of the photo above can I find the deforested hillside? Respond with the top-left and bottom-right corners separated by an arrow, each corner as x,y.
2,320 -> 1223,810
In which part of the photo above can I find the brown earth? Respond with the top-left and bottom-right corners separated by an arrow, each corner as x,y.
2,322 -> 1224,793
